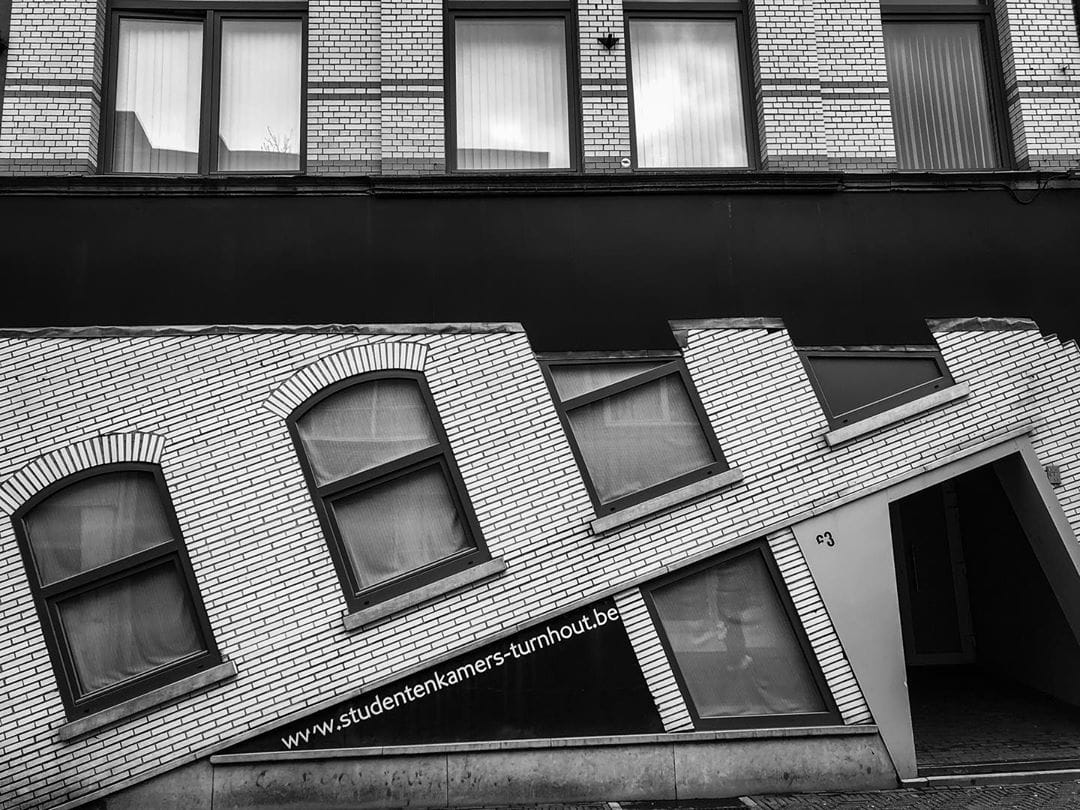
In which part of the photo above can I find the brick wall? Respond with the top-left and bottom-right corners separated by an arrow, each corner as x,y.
577,0 -> 631,173
2,317 -> 1079,809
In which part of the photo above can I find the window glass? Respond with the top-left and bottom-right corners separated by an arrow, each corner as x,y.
112,18 -> 203,174
629,19 -> 749,168
548,361 -> 668,401
455,18 -> 571,170
884,20 -> 999,169
802,351 -> 949,424
25,472 -> 174,585
58,564 -> 204,694
218,18 -> 303,172
564,373 -> 716,503
651,552 -> 826,718
330,464 -> 473,590
296,379 -> 439,486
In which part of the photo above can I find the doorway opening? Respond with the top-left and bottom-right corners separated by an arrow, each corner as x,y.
890,460 -> 1080,775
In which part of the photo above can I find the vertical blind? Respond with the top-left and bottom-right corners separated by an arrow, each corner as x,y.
112,19 -> 203,173
651,552 -> 826,718
884,21 -> 999,170
455,19 -> 571,170
218,19 -> 303,172
629,19 -> 749,168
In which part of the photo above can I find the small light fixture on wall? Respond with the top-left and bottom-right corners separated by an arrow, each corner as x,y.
597,34 -> 619,50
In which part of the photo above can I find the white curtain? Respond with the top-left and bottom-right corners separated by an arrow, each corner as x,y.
112,18 -> 203,174
455,19 -> 571,170
218,19 -> 303,172
548,361 -> 667,401
297,379 -> 439,486
59,565 -> 203,694
884,21 -> 998,170
331,465 -> 472,589
567,374 -> 715,503
629,19 -> 748,168
25,472 -> 174,586
652,553 -> 826,718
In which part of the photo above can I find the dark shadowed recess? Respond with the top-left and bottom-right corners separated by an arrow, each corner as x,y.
1,183 -> 1077,350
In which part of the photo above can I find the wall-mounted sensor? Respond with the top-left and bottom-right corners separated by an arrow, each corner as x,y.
620,157 -> 632,169
597,34 -> 619,50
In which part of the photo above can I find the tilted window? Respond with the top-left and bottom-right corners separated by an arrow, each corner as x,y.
103,2 -> 306,174
799,347 -> 954,428
12,465 -> 221,718
448,0 -> 577,171
290,373 -> 490,609
881,0 -> 1009,170
626,1 -> 755,169
543,356 -> 729,513
644,543 -> 836,728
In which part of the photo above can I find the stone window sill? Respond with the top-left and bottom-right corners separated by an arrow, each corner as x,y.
590,469 -> 744,536
58,661 -> 237,741
343,558 -> 507,632
824,383 -> 970,448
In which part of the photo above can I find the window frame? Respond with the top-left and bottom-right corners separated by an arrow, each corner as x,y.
287,371 -> 492,611
11,462 -> 222,720
623,1 -> 758,171
539,353 -> 730,515
799,347 -> 955,429
100,0 -> 308,176
642,539 -> 841,730
879,0 -> 1014,171
444,0 -> 582,174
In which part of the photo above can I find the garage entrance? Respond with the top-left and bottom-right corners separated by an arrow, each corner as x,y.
891,462 -> 1080,775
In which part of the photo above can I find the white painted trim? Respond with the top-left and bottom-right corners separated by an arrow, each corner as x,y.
590,469 -> 744,535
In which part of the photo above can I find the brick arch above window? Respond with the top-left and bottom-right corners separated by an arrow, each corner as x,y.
0,432 -> 167,517
265,342 -> 430,420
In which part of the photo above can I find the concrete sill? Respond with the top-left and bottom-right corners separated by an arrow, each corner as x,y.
590,469 -> 744,536
58,661 -> 237,742
211,724 -> 879,764
824,383 -> 970,448
343,558 -> 507,633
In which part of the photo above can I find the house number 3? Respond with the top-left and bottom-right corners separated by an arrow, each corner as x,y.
816,531 -> 835,547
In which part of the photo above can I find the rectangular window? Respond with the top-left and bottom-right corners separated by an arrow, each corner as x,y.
881,0 -> 1009,170
643,542 -> 837,728
542,355 -> 729,513
448,1 -> 577,171
104,2 -> 305,175
625,2 -> 754,168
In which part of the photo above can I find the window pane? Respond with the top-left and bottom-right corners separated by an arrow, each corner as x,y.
806,354 -> 944,420
455,19 -> 571,170
112,18 -> 203,174
218,19 -> 302,172
58,564 -> 204,695
567,374 -> 716,503
331,465 -> 473,590
884,21 -> 999,169
297,379 -> 440,486
24,472 -> 174,586
652,552 -> 827,718
548,361 -> 669,401
629,19 -> 749,168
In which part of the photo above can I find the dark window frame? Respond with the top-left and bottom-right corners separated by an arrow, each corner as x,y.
641,539 -> 841,730
623,1 -> 759,171
880,0 -> 1014,170
288,371 -> 492,611
11,462 -> 222,720
799,347 -> 955,429
100,0 -> 308,176
444,0 -> 583,174
539,353 -> 730,515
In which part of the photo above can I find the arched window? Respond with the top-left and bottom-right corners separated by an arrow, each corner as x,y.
290,372 -> 490,611
12,465 -> 220,718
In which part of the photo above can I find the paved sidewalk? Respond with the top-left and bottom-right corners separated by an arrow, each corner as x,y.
745,778 -> 1080,808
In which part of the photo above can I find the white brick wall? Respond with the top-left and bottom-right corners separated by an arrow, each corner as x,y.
2,317 -> 1079,808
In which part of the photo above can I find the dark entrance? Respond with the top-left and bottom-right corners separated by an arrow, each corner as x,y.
890,462 -> 1080,774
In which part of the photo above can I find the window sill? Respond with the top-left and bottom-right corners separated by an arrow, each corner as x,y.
824,383 -> 970,448
343,558 -> 507,633
57,661 -> 237,742
589,468 -> 744,536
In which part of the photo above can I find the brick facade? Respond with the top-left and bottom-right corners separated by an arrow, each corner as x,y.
1,317 -> 1079,808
